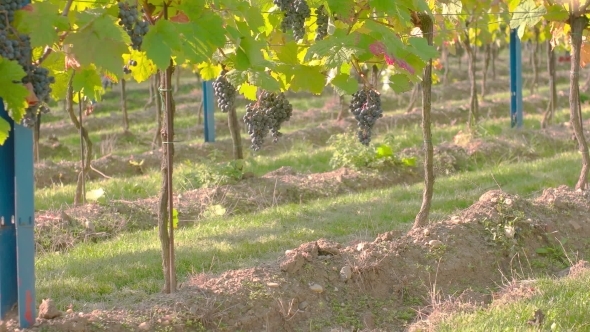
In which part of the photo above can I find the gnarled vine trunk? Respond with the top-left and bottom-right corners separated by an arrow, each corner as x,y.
152,71 -> 162,149
491,43 -> 497,80
481,44 -> 491,100
541,37 -> 557,129
413,13 -> 434,229
442,44 -> 449,86
120,78 -> 129,132
569,14 -> 590,190
530,27 -> 540,95
66,75 -> 92,206
463,28 -> 478,134
228,105 -> 243,160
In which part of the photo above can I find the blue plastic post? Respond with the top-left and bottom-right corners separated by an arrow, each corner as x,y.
510,29 -> 524,128
14,123 -> 36,327
0,1 -> 36,326
0,103 -> 18,319
202,80 -> 215,142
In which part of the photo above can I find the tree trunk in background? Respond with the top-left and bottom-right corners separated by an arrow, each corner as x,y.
336,95 -> 347,121
413,13 -> 434,229
228,106 -> 243,160
152,72 -> 162,149
491,43 -> 497,80
174,67 -> 181,94
542,38 -> 557,129
442,44 -> 449,86
569,14 -> 590,190
481,44 -> 491,100
463,30 -> 478,134
145,75 -> 155,110
406,83 -> 420,113
120,78 -> 129,133
530,27 -> 540,95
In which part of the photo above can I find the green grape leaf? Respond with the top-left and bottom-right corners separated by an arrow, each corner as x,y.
225,69 -> 248,87
387,74 -> 412,93
237,35 -> 269,70
248,71 -> 281,92
0,58 -> 29,123
290,65 -> 325,94
15,2 -> 69,48
304,37 -> 340,62
330,73 -> 358,95
143,20 -> 182,70
0,118 -> 10,146
509,0 -> 546,38
179,13 -> 227,64
72,66 -> 102,101
64,11 -> 129,75
544,4 -> 568,22
176,0 -> 206,20
326,0 -> 354,18
275,41 -> 300,65
408,37 -> 439,61
51,72 -> 71,102
325,45 -> 362,68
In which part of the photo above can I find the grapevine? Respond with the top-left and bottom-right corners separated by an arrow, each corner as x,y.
243,91 -> 293,151
314,5 -> 328,41
117,2 -> 149,51
276,0 -> 311,40
349,88 -> 383,145
213,73 -> 236,113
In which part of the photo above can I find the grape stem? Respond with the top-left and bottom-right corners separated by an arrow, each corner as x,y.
351,55 -> 370,87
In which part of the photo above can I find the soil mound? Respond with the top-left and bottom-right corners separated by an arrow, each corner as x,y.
24,186 -> 590,331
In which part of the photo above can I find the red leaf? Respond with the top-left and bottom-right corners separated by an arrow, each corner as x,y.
170,11 -> 189,23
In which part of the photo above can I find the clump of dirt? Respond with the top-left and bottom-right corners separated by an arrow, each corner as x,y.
21,186 -> 590,331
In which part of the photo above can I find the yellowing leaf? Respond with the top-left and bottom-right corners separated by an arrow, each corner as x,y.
122,49 -> 156,83
72,66 -> 103,101
198,62 -> 222,81
0,117 -> 10,146
86,188 -> 105,201
239,82 -> 258,100
581,42 -> 590,68
172,208 -> 179,229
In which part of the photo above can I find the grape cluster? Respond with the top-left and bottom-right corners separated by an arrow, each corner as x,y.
315,5 -> 328,41
0,0 -> 27,30
276,0 -> 311,40
123,59 -> 137,74
349,88 -> 383,145
243,91 -> 293,151
0,0 -> 55,127
213,73 -> 236,113
118,2 -> 149,50
0,32 -> 31,69
21,66 -> 55,127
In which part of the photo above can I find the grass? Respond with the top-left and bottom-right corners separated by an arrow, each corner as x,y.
37,151 -> 580,309
437,270 -> 590,331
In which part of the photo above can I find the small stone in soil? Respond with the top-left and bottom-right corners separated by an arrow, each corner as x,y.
38,299 -> 62,319
428,240 -> 443,249
340,266 -> 352,281
138,322 -> 150,330
309,283 -> 323,293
